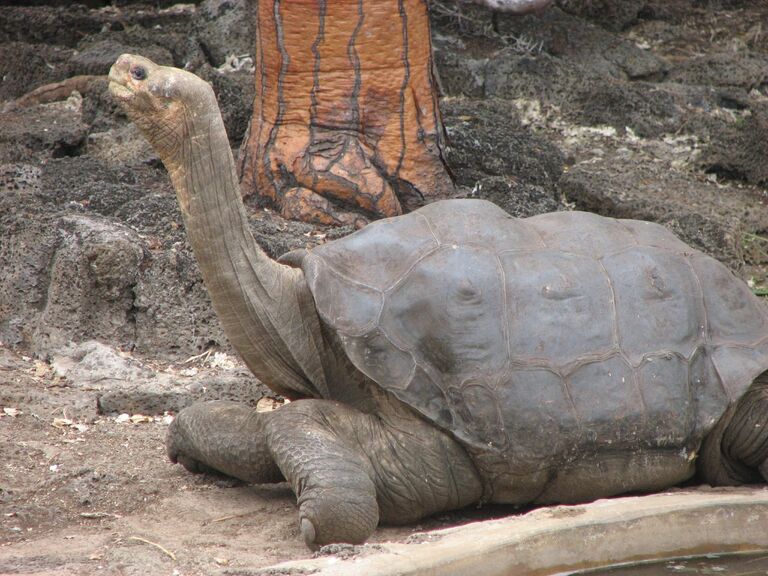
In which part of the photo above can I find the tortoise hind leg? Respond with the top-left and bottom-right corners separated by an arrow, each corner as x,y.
699,375 -> 768,485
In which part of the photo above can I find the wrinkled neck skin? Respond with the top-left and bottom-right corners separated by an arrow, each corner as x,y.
159,102 -> 354,402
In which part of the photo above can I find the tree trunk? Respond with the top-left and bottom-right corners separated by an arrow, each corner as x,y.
238,0 -> 454,227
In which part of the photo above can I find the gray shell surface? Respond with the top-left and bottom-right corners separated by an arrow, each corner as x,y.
302,199 -> 768,464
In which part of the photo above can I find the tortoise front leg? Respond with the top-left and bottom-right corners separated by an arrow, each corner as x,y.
169,397 -> 483,547
166,399 -> 377,545
266,400 -> 380,546
167,401 -> 283,484
264,397 -> 483,547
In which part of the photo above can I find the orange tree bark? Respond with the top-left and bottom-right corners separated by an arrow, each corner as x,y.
238,0 -> 454,226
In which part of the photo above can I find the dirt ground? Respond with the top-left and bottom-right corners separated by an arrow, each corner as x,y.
0,346 -> 523,575
2,0 -> 768,574
1,346 -> 522,575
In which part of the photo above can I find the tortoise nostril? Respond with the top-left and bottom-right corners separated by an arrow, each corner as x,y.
115,54 -> 133,72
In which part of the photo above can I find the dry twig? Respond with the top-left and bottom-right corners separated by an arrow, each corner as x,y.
128,536 -> 177,561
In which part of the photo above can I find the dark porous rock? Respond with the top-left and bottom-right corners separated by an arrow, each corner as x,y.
0,164 -> 45,347
0,97 -> 88,162
429,0 -> 495,39
555,0 -> 694,29
0,5 -> 106,47
1,211 -> 144,355
699,103 -> 768,187
48,340 -> 268,415
666,52 -> 768,91
495,7 -> 668,81
0,163 -> 42,200
197,65 -> 255,144
442,97 -> 565,191
87,124 -> 157,166
460,176 -> 565,218
78,26 -> 207,71
81,77 -> 127,133
441,97 -> 565,216
115,2 -> 199,32
484,51 -> 582,102
247,212 -> 354,261
560,157 -> 768,271
131,246 -> 228,357
570,79 -> 688,138
67,40 -> 174,77
195,0 -> 255,68
53,340 -> 154,384
556,0 -> 648,31
0,3 -> 197,49
0,42 -> 74,101
483,50 -> 717,138
431,36 -> 487,99
37,156 -> 159,218
0,150 -> 349,359
95,368 -> 267,415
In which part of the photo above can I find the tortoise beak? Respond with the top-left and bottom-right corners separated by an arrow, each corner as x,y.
108,54 -> 135,102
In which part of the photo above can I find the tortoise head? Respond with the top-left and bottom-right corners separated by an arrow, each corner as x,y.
108,54 -> 216,164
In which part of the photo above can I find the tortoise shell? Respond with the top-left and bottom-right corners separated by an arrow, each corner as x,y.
301,199 -> 768,464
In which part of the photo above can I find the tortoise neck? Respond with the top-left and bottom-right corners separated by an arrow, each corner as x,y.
162,106 -> 323,399
169,110 -> 239,221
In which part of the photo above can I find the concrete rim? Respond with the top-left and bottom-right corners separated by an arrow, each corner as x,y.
256,487 -> 768,576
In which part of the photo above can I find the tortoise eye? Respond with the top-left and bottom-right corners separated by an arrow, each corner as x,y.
130,66 -> 147,81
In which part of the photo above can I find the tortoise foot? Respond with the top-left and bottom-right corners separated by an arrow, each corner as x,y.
297,483 -> 378,547
166,401 -> 283,484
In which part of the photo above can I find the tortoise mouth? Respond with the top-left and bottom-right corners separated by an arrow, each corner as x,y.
108,80 -> 133,103
107,62 -> 134,103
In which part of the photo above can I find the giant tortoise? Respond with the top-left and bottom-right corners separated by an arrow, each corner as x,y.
108,54 -> 768,548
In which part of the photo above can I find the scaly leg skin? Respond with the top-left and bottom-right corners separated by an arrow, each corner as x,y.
699,376 -> 768,485
167,400 -> 283,484
264,397 -> 483,547
168,397 -> 483,547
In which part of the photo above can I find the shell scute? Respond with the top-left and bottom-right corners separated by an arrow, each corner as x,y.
690,347 -> 729,433
712,343 -> 768,401
310,210 -> 438,291
602,246 -> 702,364
566,355 -> 644,448
379,245 -> 507,375
419,198 -> 545,251
637,354 -> 693,447
690,253 -> 768,345
453,380 -> 507,450
341,329 -> 414,390
400,365 -> 453,430
304,258 -> 383,337
527,210 -> 634,256
496,369 -> 578,463
618,219 -> 691,252
500,250 -> 615,367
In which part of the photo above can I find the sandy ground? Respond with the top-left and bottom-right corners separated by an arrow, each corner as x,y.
0,345 -> 523,575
